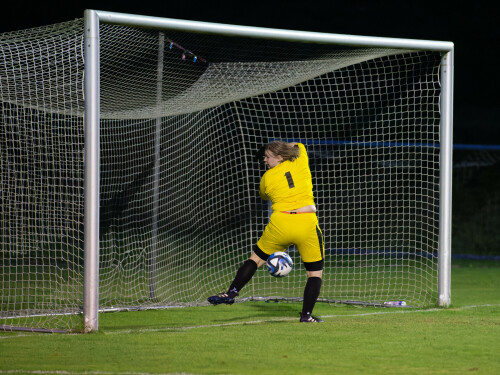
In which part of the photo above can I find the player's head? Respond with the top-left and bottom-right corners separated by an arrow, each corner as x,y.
264,141 -> 300,168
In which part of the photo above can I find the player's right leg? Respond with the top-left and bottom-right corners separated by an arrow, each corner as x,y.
299,313 -> 324,323
291,214 -> 325,322
300,270 -> 323,323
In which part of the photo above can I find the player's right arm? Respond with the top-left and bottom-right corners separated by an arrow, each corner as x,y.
295,143 -> 309,164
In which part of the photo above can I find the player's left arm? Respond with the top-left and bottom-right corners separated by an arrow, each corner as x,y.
259,174 -> 270,200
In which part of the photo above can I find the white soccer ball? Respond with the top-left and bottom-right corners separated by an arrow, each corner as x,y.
266,252 -> 293,277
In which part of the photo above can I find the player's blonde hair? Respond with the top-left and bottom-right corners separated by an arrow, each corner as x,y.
266,141 -> 300,162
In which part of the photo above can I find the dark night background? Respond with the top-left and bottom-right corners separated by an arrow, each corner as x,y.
1,0 -> 498,145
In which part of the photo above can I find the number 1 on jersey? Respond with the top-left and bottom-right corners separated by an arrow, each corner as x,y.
284,171 -> 295,188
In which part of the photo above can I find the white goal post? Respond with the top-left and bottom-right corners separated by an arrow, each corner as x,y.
0,10 -> 453,333
84,10 -> 453,332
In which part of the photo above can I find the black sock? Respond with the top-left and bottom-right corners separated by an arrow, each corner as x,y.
227,259 -> 258,297
302,277 -> 322,315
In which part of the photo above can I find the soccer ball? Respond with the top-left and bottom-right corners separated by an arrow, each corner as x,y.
266,252 -> 293,277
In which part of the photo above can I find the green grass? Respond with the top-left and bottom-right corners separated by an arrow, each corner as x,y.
1,261 -> 499,375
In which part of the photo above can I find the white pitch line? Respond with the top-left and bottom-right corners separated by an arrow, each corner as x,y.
0,371 -> 215,375
1,304 -> 498,339
0,333 -> 33,340
102,303 -> 500,335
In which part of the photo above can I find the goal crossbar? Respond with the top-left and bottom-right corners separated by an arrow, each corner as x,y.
94,10 -> 453,51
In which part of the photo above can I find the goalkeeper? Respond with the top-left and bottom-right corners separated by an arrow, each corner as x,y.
208,141 -> 325,323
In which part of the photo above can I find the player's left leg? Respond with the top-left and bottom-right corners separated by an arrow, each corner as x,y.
226,246 -> 267,296
207,245 -> 267,305
210,213 -> 288,304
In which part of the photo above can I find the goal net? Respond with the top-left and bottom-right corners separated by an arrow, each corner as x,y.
0,14 -> 452,332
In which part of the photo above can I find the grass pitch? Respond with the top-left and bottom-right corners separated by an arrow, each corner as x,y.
1,261 -> 499,375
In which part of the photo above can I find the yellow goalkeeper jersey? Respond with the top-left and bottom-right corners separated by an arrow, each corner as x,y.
259,143 -> 315,212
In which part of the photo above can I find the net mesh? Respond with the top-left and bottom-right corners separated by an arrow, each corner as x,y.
0,21 -> 85,331
1,19 -> 442,332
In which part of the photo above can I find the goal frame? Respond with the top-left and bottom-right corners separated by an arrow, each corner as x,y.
83,9 -> 454,332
